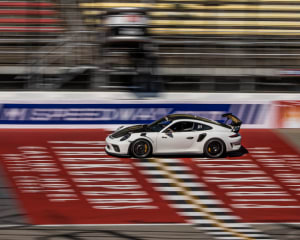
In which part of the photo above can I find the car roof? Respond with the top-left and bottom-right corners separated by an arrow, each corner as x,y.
166,114 -> 231,129
166,114 -> 214,122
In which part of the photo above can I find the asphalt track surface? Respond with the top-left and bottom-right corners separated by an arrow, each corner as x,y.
0,129 -> 300,240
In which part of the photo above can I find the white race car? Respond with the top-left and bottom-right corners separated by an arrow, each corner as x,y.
105,113 -> 242,158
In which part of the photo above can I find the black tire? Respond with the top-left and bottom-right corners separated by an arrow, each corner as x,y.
204,138 -> 225,158
130,139 -> 152,158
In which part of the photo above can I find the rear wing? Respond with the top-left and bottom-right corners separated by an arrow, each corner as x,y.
222,113 -> 242,132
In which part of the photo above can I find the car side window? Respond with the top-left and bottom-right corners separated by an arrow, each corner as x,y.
194,123 -> 212,131
169,121 -> 194,132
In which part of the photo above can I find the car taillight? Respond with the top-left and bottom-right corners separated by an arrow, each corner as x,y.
229,133 -> 239,138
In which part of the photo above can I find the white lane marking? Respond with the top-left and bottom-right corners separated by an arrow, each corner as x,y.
141,170 -> 166,175
178,212 -> 241,220
170,204 -> 232,212
155,187 -> 213,195
249,151 -> 276,154
49,141 -> 106,144
51,147 -> 105,149
233,199 -> 297,202
200,227 -> 261,233
162,195 -> 222,204
148,178 -> 206,186
194,159 -> 252,162
247,147 -> 272,150
157,159 -> 183,163
137,162 -> 191,171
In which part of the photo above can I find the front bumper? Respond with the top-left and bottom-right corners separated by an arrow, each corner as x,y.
105,135 -> 131,156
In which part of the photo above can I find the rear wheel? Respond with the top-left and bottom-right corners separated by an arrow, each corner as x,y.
131,139 -> 152,158
204,138 -> 225,158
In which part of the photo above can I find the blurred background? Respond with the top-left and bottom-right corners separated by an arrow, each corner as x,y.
1,2 -> 300,239
1,0 -> 300,92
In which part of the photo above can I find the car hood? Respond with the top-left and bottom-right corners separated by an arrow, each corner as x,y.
111,124 -> 147,138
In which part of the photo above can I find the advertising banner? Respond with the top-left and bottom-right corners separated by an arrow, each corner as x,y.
0,103 -> 270,128
275,101 -> 300,128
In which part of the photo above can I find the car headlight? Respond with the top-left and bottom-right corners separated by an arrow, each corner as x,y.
120,133 -> 131,141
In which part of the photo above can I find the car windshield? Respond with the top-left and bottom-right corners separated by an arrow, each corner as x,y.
147,117 -> 173,132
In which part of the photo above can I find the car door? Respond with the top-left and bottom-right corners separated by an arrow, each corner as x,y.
156,121 -> 198,154
191,122 -> 213,153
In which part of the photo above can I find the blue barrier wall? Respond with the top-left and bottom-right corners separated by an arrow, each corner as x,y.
0,103 -> 268,125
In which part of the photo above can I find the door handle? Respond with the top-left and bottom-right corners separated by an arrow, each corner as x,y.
186,137 -> 194,139
162,136 -> 167,138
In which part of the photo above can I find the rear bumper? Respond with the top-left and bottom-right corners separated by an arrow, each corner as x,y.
229,142 -> 242,152
227,136 -> 242,152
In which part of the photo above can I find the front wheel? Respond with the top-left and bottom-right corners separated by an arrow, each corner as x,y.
131,139 -> 152,158
204,139 -> 225,158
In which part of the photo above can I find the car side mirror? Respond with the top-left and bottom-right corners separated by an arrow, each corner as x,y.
164,129 -> 173,137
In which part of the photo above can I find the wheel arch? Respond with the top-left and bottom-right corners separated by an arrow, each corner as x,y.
128,137 -> 153,156
203,137 -> 227,153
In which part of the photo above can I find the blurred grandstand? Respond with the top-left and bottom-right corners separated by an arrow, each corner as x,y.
1,0 -> 300,91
